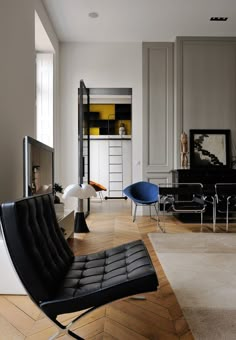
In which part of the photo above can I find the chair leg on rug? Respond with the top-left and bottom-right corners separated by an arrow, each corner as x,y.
226,205 -> 229,232
200,212 -> 203,232
212,202 -> 216,233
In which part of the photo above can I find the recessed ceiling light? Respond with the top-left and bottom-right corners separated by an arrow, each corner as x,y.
210,17 -> 228,21
88,12 -> 99,19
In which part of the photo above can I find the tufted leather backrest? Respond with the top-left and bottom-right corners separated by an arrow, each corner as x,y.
0,194 -> 74,304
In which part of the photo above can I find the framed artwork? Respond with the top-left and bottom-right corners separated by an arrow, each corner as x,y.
190,129 -> 230,168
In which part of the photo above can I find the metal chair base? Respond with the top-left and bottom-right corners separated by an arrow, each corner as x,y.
132,203 -> 164,232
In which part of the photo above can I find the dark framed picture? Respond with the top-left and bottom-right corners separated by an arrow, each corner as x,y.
190,129 -> 230,168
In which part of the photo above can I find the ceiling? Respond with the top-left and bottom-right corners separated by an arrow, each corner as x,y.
42,0 -> 236,43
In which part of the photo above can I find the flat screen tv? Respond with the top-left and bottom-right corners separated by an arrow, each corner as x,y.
23,136 -> 54,197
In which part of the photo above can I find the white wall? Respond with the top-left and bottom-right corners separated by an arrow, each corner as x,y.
0,0 -> 35,202
59,42 -> 143,192
0,0 -> 58,203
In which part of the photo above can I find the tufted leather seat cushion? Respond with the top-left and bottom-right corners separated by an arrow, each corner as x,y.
1,194 -> 158,319
41,239 -> 158,316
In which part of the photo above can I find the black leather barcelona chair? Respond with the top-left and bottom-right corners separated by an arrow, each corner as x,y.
0,194 -> 158,339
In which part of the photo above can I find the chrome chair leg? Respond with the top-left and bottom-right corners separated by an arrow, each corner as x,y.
226,204 -> 229,232
200,210 -> 205,232
200,212 -> 203,232
154,203 -> 159,221
161,199 -> 167,233
48,306 -> 98,339
154,203 -> 164,232
213,198 -> 217,232
150,203 -> 158,221
133,204 -> 137,222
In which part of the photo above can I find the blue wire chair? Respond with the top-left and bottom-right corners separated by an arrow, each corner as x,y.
123,181 -> 163,231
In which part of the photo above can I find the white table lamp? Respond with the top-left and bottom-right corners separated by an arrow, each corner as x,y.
62,183 -> 96,233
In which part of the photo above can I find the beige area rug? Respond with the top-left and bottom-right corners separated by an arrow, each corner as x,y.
148,233 -> 236,340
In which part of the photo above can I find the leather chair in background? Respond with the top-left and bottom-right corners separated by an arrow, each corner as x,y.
159,183 -> 206,232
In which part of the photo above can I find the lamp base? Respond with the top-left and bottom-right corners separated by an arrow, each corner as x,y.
74,212 -> 90,233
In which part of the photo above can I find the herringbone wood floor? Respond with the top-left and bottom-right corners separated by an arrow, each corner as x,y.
0,198 -> 215,339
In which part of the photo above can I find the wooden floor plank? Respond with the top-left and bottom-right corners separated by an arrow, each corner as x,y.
5,295 -> 41,321
107,300 -> 176,337
0,296 -> 35,335
128,296 -> 172,320
104,318 -> 148,340
0,314 -> 24,340
25,316 -> 54,337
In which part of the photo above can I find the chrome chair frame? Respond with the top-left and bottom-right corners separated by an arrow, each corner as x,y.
214,183 -> 236,232
159,183 -> 206,232
132,201 -> 159,222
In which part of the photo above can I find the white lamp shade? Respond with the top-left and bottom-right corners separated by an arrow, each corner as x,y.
62,184 -> 97,200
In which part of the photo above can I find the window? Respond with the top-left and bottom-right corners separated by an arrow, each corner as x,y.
36,53 -> 53,147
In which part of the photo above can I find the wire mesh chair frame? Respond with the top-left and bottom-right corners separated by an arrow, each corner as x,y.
123,181 -> 164,232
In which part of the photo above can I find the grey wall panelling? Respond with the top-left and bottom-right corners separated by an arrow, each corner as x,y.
143,42 -> 174,185
176,37 -> 236,164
